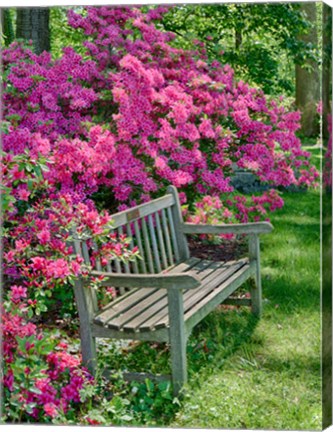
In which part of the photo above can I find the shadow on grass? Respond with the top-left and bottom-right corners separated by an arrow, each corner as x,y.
263,275 -> 319,313
259,352 -> 321,377
98,308 -> 260,379
186,309 -> 260,378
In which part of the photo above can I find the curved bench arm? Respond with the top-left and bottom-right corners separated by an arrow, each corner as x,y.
181,221 -> 273,236
88,271 -> 201,290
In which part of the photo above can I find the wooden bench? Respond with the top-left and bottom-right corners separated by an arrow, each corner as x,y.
72,186 -> 273,395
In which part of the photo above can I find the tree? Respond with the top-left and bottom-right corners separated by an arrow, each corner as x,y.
1,9 -> 15,46
295,2 -> 320,137
16,7 -> 50,54
322,3 -> 332,139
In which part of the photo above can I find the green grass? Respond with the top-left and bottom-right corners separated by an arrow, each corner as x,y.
171,188 -> 321,430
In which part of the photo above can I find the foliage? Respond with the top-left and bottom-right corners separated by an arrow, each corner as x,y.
161,3 -> 318,95
1,9 -> 15,46
2,291 -> 93,422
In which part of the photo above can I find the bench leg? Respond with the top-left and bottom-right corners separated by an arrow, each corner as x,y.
249,235 -> 262,317
80,327 -> 97,375
250,273 -> 262,317
168,290 -> 187,396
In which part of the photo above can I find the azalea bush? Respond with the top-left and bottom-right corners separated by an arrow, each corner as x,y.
1,149 -> 139,422
3,6 -> 318,211
2,294 -> 92,423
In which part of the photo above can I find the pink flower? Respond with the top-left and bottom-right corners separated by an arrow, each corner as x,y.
37,229 -> 51,244
44,403 -> 58,418
31,256 -> 46,271
10,285 -> 27,301
17,188 -> 30,201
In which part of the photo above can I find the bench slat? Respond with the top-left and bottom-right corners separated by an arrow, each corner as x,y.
108,289 -> 168,330
142,217 -> 155,273
148,214 -> 162,273
140,261 -> 229,332
136,260 -> 220,332
153,259 -> 248,331
183,259 -> 249,315
111,229 -> 122,274
92,241 -> 102,272
155,212 -> 168,269
94,258 -> 200,328
134,220 -> 147,273
94,288 -> 159,326
82,241 -> 91,266
119,226 -> 130,274
167,207 -> 180,262
123,258 -> 207,332
184,262 -> 255,332
127,223 -> 139,273
111,194 -> 175,228
161,208 -> 174,266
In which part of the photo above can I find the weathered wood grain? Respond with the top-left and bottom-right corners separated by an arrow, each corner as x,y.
88,271 -> 201,290
111,194 -> 175,228
249,234 -> 262,316
167,186 -> 190,261
181,221 -> 273,235
161,208 -> 174,266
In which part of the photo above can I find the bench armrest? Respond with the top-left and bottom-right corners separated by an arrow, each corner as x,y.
88,271 -> 201,290
181,221 -> 273,236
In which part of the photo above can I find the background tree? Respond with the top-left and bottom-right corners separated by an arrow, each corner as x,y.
0,9 -> 15,46
16,7 -> 50,54
322,3 -> 332,139
295,2 -> 320,136
161,3 -> 316,98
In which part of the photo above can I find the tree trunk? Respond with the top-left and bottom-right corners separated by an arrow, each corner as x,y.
16,7 -> 50,54
322,3 -> 332,140
1,9 -> 15,46
295,2 -> 320,137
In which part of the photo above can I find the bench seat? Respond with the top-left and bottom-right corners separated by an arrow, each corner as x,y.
93,257 -> 253,333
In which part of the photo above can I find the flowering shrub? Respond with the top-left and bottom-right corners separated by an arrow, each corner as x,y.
2,290 -> 92,422
2,149 -> 139,311
1,149 -> 139,422
2,6 -> 319,213
184,190 -> 284,242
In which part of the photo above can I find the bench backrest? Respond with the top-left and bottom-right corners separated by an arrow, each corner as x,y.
72,186 -> 190,306
108,186 -> 189,274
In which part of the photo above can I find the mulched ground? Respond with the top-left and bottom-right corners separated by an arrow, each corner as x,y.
187,236 -> 247,262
